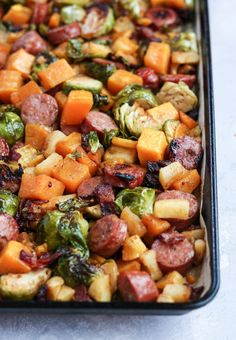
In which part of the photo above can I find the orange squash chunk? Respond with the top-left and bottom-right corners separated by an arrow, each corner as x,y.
0,70 -> 23,103
107,70 -> 143,95
0,241 -> 31,275
144,42 -> 171,74
56,132 -> 81,157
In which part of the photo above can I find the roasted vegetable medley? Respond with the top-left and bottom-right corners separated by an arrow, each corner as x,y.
0,0 -> 206,304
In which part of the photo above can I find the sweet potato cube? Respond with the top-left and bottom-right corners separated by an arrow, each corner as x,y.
0,241 -> 31,275
55,91 -> 68,111
6,49 -> 35,78
3,5 -> 32,26
19,173 -> 65,200
172,169 -> 201,193
147,102 -> 179,129
150,0 -> 186,9
0,70 -> 23,102
38,59 -> 76,90
11,80 -> 42,107
61,90 -> 93,125
51,157 -> 91,193
117,260 -> 141,274
0,43 -> 11,69
25,124 -> 51,151
137,128 -> 168,166
55,132 -> 81,157
107,70 -> 143,95
144,42 -> 171,74
76,146 -> 98,176
141,214 -> 170,237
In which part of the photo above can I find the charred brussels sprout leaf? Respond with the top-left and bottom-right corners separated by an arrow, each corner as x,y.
0,190 -> 19,216
81,5 -> 115,39
115,187 -> 155,217
55,251 -> 102,287
0,104 -> 20,115
31,51 -> 57,81
0,111 -> 24,146
61,5 -> 86,24
169,32 -> 198,52
67,39 -> 83,62
93,93 -> 109,108
157,81 -> 198,113
67,40 -> 111,62
120,0 -> 148,19
37,210 -> 89,257
54,0 -> 91,6
115,85 -> 158,109
86,131 -> 102,154
57,197 -> 90,212
83,61 -> 116,84
103,129 -> 119,148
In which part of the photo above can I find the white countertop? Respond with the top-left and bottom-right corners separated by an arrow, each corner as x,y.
0,0 -> 235,338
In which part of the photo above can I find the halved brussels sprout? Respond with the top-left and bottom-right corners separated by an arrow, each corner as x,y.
31,51 -> 57,82
63,75 -> 103,94
115,187 -> 156,217
157,81 -> 198,113
0,111 -> 24,146
81,5 -> 115,39
61,5 -> 86,24
120,0 -> 148,19
37,210 -> 89,257
54,0 -> 90,6
0,268 -> 51,301
83,61 -> 116,84
0,190 -> 19,216
113,85 -> 159,138
162,119 -> 180,143
169,32 -> 198,53
67,40 -> 111,62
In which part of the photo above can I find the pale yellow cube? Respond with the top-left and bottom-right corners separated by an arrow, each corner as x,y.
154,199 -> 190,220
101,260 -> 119,294
120,207 -> 147,237
104,145 -> 137,164
88,275 -> 111,302
162,284 -> 191,303
156,271 -> 185,290
43,130 -> 66,157
35,152 -> 63,177
122,235 -> 147,261
159,161 -> 188,190
140,250 -> 163,281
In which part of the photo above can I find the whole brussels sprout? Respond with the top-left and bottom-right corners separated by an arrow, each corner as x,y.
81,5 -> 115,39
37,210 -> 89,257
61,5 -> 86,24
0,111 -> 24,146
55,250 -> 102,288
0,190 -> 19,216
83,61 -> 116,84
115,187 -> 156,217
120,0 -> 148,19
169,32 -> 198,53
156,81 -> 198,113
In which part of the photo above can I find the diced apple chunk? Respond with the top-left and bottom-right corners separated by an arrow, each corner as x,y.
140,250 -> 163,281
122,235 -> 147,261
156,271 -> 186,290
88,275 -> 111,302
101,260 -> 119,294
194,239 -> 206,264
157,294 -> 175,303
56,285 -> 75,301
104,145 -> 137,164
162,284 -> 191,303
159,161 -> 188,190
121,207 -> 147,237
117,260 -> 141,274
43,130 -> 66,157
46,276 -> 64,301
181,228 -> 205,241
154,199 -> 190,219
35,152 -> 63,176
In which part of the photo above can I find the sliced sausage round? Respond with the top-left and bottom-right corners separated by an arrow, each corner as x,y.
118,271 -> 159,302
46,23 -> 81,45
12,31 -> 47,55
80,111 -> 118,139
146,7 -> 180,29
103,163 -> 146,189
156,190 -> 199,229
167,136 -> 203,170
77,176 -> 103,200
31,3 -> 48,25
135,67 -> 159,89
88,214 -> 127,258
0,138 -> 9,159
10,141 -> 24,161
21,94 -> 59,126
152,231 -> 194,274
0,213 -> 19,241
160,74 -> 196,88
60,124 -> 80,136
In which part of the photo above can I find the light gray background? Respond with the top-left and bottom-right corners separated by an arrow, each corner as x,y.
0,0 -> 234,338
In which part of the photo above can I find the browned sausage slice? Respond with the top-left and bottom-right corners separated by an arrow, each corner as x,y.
118,271 -> 159,302
0,213 -> 19,242
135,67 -> 159,89
21,94 -> 59,126
88,214 -> 127,257
31,3 -> 48,25
80,111 -> 118,139
0,138 -> 9,159
103,163 -> 146,189
152,231 -> 194,274
12,31 -> 47,55
160,74 -> 196,88
156,190 -> 199,229
167,136 -> 203,170
77,176 -> 103,200
46,23 -> 81,45
146,7 -> 180,29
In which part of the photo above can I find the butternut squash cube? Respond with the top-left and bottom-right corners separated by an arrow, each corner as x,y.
3,5 -> 32,26
137,128 -> 168,166
11,80 -> 42,108
117,259 -> 141,274
147,102 -> 179,129
172,169 -> 201,193
144,42 -> 171,74
0,241 -> 31,275
0,70 -> 23,103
